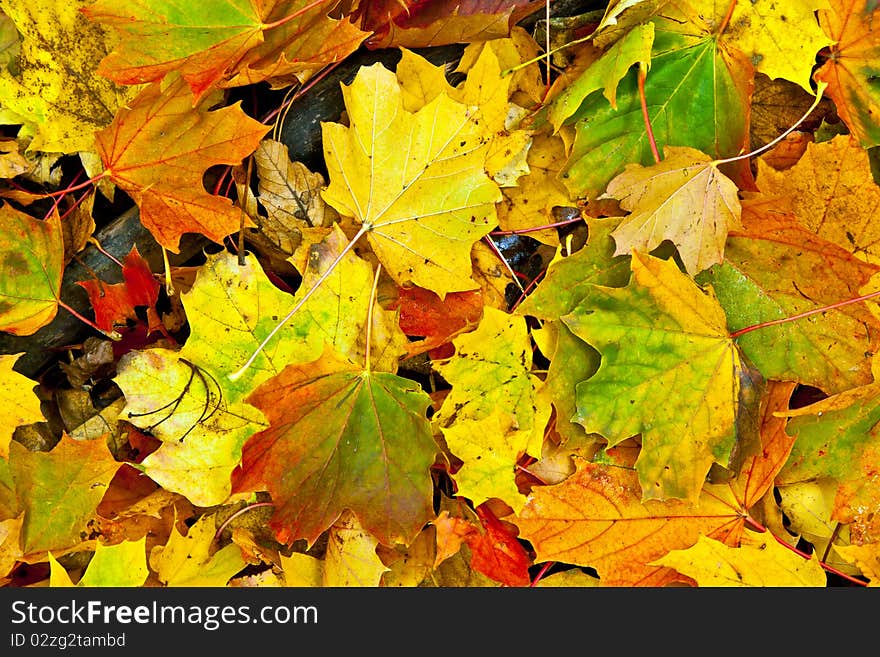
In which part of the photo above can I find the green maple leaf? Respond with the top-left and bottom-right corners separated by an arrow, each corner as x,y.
515,218 -> 631,444
0,206 -> 64,336
232,347 -> 440,548
83,0 -> 368,101
777,380 -> 880,525
562,251 -> 746,503
556,9 -> 751,198
9,434 -> 121,554
696,199 -> 880,395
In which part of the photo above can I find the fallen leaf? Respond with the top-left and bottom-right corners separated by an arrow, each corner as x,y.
9,434 -> 122,555
651,533 -> 827,586
557,5 -> 752,199
603,145 -> 742,275
84,0 -> 368,101
232,346 -> 440,548
562,251 -> 745,503
755,134 -> 880,261
514,460 -> 744,586
0,353 -> 43,458
324,510 -> 390,587
113,348 -> 266,507
0,205 -> 63,335
357,0 -> 541,49
0,0 -> 141,153
95,71 -> 270,252
716,0 -> 832,93
321,52 -> 503,296
149,513 -> 245,586
696,196 -> 880,394
813,0 -> 880,147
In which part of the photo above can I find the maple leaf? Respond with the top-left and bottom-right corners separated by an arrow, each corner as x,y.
149,513 -> 245,586
515,217 -> 631,444
323,510 -> 390,587
548,21 -> 654,127
603,145 -> 742,275
94,71 -> 270,252
556,4 -> 752,198
357,0 -> 541,50
813,0 -> 880,147
710,0 -> 832,93
182,237 -> 405,403
468,504 -> 532,587
49,537 -> 149,587
320,50 -> 504,297
8,434 -> 122,555
776,479 -> 863,576
728,381 -> 798,509
83,0 -> 368,101
232,347 -> 440,548
0,205 -> 63,335
651,533 -> 827,586
514,460 -> 744,586
696,196 -> 880,394
113,348 -> 266,507
776,380 -> 880,527
562,251 -> 746,502
77,246 -> 161,334
0,353 -> 43,458
495,132 -> 573,246
755,134 -> 880,260
0,0 -> 141,154
432,306 -> 550,510
251,138 -> 338,250
393,286 -> 484,357
836,543 -> 880,583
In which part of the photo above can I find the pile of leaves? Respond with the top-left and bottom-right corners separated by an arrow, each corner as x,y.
0,0 -> 878,588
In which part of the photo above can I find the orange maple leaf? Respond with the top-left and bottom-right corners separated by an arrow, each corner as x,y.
95,73 -> 270,252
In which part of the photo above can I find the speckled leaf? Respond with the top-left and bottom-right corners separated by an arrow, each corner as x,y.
562,251 -> 744,503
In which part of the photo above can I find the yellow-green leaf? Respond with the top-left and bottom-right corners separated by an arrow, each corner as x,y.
652,534 -> 827,586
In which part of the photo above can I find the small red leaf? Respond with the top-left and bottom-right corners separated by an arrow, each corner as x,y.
467,504 -> 532,587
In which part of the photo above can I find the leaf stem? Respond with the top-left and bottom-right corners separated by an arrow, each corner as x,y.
729,288 -> 880,339
716,0 -> 738,37
490,216 -> 583,236
638,64 -> 661,163
40,172 -> 106,198
212,502 -> 275,544
746,516 -> 868,586
364,264 -> 382,372
228,225 -> 369,381
714,81 -> 827,166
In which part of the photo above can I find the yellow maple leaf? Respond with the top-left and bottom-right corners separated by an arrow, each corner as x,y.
323,510 -> 390,587
0,354 -> 43,459
756,134 -> 880,261
713,0 -> 832,93
652,533 -> 828,586
0,0 -> 141,153
836,543 -> 880,585
321,52 -> 504,297
149,514 -> 245,587
603,146 -> 742,275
